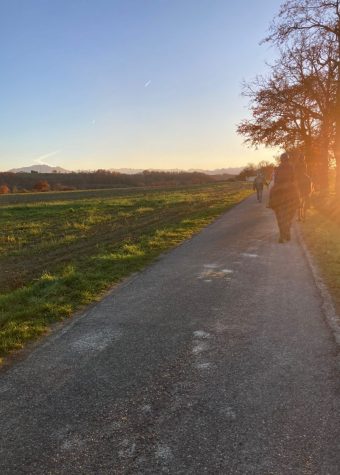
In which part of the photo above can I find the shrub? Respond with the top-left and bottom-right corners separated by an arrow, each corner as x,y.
0,184 -> 10,194
33,180 -> 50,192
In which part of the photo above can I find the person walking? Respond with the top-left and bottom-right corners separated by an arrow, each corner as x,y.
269,153 -> 300,243
253,172 -> 267,203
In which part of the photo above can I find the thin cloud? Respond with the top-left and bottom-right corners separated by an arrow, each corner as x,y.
34,150 -> 60,167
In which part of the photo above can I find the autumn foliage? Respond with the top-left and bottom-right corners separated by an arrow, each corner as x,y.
0,184 -> 10,194
33,180 -> 50,192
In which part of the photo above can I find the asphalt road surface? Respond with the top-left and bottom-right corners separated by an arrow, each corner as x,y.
1,194 -> 340,475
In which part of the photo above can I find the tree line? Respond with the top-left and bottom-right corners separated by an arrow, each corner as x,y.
237,0 -> 340,194
0,170 -> 226,193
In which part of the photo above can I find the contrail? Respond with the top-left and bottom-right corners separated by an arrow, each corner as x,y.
144,80 -> 151,88
34,150 -> 60,166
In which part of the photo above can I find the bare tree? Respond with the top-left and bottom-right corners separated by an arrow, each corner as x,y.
271,36 -> 336,188
265,0 -> 340,192
238,31 -> 337,190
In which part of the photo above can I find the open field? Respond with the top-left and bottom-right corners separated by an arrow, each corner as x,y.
0,182 -> 251,361
0,187 -> 150,205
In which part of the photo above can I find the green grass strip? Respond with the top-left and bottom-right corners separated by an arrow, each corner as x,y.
0,183 -> 251,361
302,207 -> 340,315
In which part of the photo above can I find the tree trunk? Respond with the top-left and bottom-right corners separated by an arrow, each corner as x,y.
334,37 -> 340,195
318,152 -> 329,193
334,93 -> 340,194
319,121 -> 330,193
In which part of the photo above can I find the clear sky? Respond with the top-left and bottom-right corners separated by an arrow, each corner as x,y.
0,0 -> 282,171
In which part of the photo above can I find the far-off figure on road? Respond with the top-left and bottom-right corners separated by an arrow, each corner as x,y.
269,153 -> 300,243
253,172 -> 267,203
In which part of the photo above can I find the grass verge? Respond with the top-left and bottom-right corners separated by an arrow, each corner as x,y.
0,183 -> 251,362
301,198 -> 340,316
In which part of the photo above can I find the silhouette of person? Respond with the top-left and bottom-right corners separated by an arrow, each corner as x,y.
269,152 -> 300,243
253,172 -> 267,203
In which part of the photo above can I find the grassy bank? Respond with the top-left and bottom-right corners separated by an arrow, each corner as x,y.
301,197 -> 340,314
0,182 -> 251,361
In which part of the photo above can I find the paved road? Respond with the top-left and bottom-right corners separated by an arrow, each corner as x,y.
1,195 -> 340,474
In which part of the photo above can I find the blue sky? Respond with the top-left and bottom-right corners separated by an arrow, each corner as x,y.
0,0 -> 282,171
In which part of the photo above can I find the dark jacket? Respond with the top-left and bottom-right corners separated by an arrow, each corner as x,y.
269,162 -> 299,211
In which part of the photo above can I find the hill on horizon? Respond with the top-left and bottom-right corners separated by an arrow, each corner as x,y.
9,164 -> 70,174
110,167 -> 242,175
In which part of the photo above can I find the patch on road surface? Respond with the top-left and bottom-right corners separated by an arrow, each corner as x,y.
61,435 -> 86,451
221,406 -> 237,421
155,444 -> 174,462
198,266 -> 234,281
195,362 -> 214,370
119,439 -> 137,458
192,330 -> 216,372
141,404 -> 153,415
71,329 -> 122,353
193,330 -> 211,339
192,341 -> 210,355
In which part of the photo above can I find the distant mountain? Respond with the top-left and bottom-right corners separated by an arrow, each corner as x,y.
109,168 -> 186,174
110,167 -> 242,175
110,168 -> 144,175
8,164 -> 70,174
7,165 -> 242,175
188,168 -> 243,176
